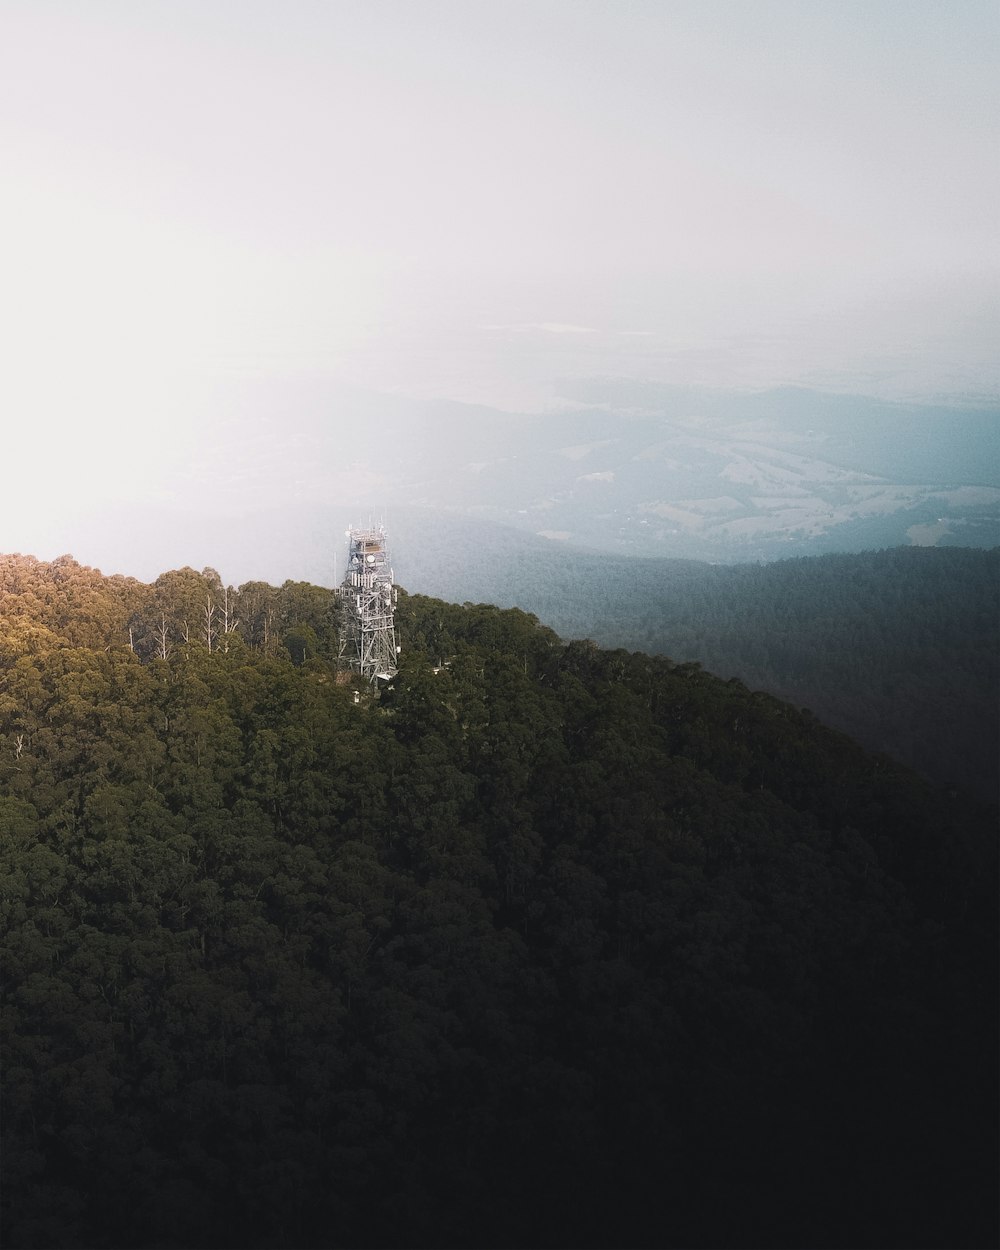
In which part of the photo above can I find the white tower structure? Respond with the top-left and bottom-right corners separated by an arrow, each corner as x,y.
336,525 -> 399,683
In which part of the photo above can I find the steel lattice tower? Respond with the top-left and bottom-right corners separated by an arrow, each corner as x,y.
336,525 -> 399,683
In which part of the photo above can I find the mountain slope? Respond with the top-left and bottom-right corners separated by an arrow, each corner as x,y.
388,528 -> 999,803
0,557 -> 996,1248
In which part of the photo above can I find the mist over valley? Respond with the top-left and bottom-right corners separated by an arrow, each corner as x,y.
27,378 -> 999,589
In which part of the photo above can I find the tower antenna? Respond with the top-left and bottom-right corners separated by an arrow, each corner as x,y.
335,523 -> 399,684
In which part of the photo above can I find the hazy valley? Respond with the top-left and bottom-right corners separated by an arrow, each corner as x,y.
27,380 -> 998,590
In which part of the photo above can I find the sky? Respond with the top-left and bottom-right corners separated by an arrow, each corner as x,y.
1,0 -> 998,568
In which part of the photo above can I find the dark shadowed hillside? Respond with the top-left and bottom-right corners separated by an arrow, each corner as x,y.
390,525 -> 999,804
1,555 -> 996,1249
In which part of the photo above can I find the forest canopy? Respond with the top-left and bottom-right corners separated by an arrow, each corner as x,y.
0,554 -> 996,1249
398,535 -> 1000,802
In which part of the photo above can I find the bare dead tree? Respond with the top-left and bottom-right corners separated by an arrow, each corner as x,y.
219,586 -> 239,653
156,613 -> 172,662
262,608 -> 274,655
203,596 -> 216,654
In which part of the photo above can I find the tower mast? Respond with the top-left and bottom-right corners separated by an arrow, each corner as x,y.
336,524 -> 399,683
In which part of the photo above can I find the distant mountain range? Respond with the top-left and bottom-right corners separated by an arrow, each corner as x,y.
380,382 -> 1000,561
43,378 -> 999,586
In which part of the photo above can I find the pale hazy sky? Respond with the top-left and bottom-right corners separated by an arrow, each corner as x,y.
1,0 -> 998,558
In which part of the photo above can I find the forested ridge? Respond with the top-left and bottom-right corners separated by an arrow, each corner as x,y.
546,547 -> 1000,804
396,531 -> 1000,803
1,554 -> 996,1249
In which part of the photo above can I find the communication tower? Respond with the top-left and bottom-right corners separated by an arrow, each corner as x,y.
336,524 -> 399,683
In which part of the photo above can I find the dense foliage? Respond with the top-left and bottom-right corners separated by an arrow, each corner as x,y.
402,535 -> 1000,802
1,555 -> 996,1249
